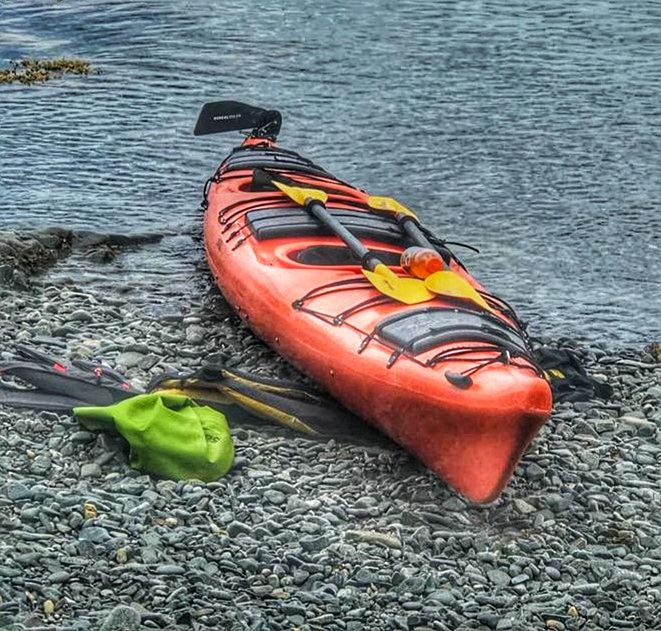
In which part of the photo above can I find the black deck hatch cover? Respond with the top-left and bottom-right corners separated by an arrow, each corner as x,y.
375,307 -> 529,355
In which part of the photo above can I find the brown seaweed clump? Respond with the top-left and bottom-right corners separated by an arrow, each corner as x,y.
0,58 -> 97,85
646,342 -> 661,362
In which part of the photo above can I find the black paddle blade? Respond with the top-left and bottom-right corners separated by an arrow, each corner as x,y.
194,101 -> 280,136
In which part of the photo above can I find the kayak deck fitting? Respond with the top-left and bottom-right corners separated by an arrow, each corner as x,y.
198,102 -> 552,503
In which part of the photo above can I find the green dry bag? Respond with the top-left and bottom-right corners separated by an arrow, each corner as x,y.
74,393 -> 234,482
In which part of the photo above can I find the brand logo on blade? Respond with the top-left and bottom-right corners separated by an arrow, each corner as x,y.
212,114 -> 242,121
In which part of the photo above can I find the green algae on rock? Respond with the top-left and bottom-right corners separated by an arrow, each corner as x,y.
0,58 -> 97,85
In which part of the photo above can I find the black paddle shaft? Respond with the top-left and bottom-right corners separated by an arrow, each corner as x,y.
307,200 -> 381,270
399,216 -> 434,248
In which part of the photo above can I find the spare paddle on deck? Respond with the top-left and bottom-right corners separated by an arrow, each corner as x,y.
266,178 -> 434,305
254,169 -> 492,311
361,195 -> 493,312
194,101 -> 282,138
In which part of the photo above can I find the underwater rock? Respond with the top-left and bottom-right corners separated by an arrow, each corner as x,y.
0,228 -> 164,288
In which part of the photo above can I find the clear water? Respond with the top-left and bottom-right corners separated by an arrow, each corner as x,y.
1,1 -> 659,346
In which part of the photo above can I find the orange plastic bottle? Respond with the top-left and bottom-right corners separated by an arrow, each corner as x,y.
400,247 -> 444,279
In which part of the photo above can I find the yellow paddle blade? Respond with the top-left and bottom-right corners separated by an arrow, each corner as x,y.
424,271 -> 493,312
273,180 -> 328,206
367,196 -> 418,219
363,263 -> 435,305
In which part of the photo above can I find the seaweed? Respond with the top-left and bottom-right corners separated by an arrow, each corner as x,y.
0,57 -> 98,85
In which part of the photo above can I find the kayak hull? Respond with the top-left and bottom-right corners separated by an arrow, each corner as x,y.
203,139 -> 552,502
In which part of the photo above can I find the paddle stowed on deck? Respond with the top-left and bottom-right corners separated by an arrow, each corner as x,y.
195,100 -> 553,503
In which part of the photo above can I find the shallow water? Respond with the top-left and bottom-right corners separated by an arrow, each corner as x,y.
1,0 -> 659,346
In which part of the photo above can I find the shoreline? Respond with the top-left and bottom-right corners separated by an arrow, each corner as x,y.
0,230 -> 659,630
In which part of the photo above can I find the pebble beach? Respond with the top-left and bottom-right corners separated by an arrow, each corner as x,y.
0,231 -> 660,631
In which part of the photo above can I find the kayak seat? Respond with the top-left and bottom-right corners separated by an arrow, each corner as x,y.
375,307 -> 530,356
291,245 -> 402,267
246,207 -> 408,246
221,147 -> 331,179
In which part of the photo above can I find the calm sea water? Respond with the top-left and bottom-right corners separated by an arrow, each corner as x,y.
1,1 -> 659,346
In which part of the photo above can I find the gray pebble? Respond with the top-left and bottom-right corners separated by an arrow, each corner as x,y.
68,309 -> 93,322
300,534 -> 331,552
228,521 -> 252,537
513,499 -> 536,514
117,351 -> 145,369
511,573 -> 529,585
263,489 -> 286,505
185,324 -> 206,345
487,570 -> 511,586
100,605 -> 141,631
6,481 -> 32,501
428,589 -> 456,606
525,462 -> 545,481
49,570 -> 71,583
71,431 -> 96,442
572,582 -> 600,595
80,463 -> 102,478
354,568 -> 379,585
546,567 -> 562,581
154,564 -> 186,575
79,526 -> 111,544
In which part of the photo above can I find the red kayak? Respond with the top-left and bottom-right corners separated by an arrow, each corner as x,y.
196,102 -> 552,503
